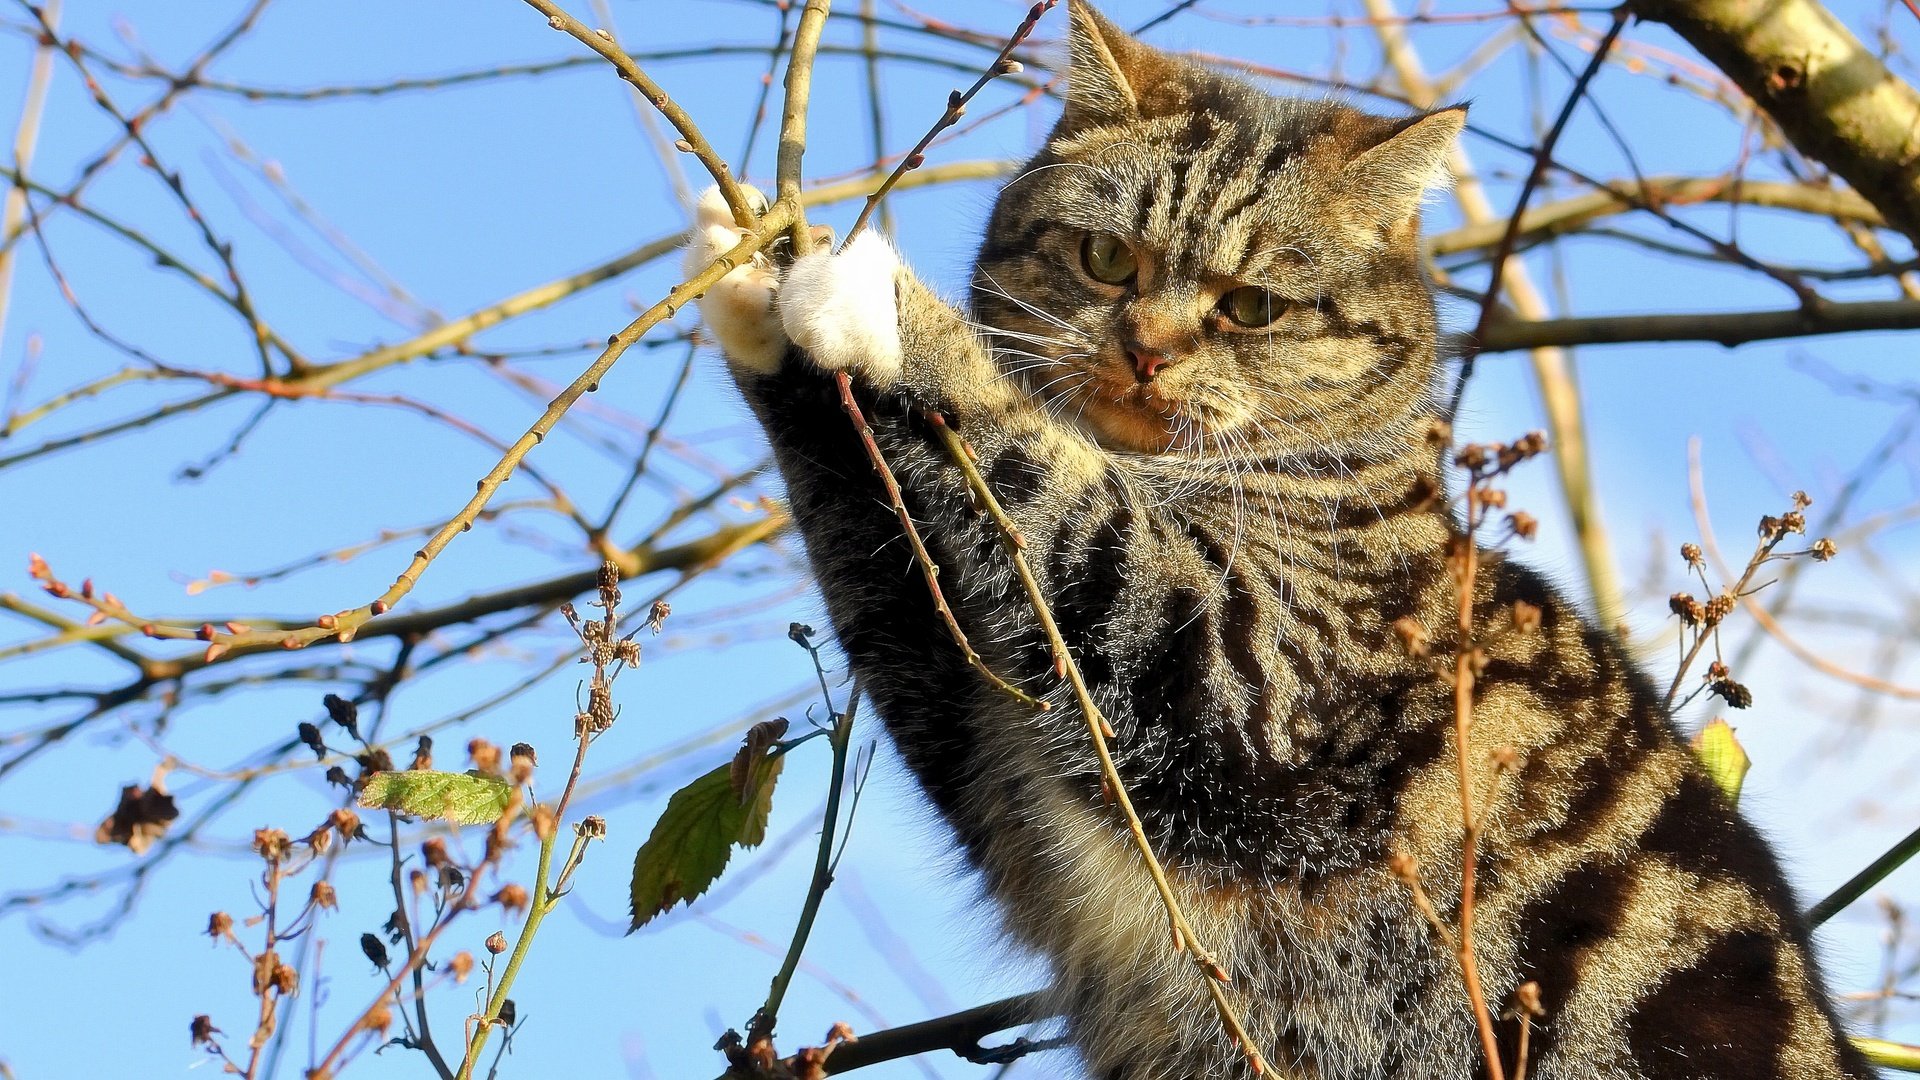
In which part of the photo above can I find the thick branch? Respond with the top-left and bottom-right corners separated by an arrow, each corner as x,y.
1630,0 -> 1920,241
777,0 -> 834,251
768,983 -> 1920,1077
823,993 -> 1044,1074
1474,298 -> 1920,351
713,992 -> 1047,1078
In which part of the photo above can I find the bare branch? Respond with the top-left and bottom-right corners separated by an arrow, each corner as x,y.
522,0 -> 756,225
1631,0 -> 1920,242
1430,176 -> 1885,257
1474,298 -> 1920,352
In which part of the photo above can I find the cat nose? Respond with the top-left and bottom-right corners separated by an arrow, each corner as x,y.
1127,340 -> 1175,382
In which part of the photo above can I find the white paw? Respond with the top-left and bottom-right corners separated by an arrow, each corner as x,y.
778,229 -> 904,385
685,184 -> 786,375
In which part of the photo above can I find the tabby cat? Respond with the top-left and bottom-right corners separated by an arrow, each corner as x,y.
683,3 -> 1874,1077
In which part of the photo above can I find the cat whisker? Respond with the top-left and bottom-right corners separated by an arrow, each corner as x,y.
971,322 -> 1080,353
968,319 -> 1077,348
975,271 -> 1084,336
1036,367 -> 1100,429
998,159 -> 1125,200
993,361 -> 1059,383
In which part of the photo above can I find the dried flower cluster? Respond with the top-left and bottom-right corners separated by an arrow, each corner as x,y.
1665,491 -> 1838,715
182,563 -> 643,1079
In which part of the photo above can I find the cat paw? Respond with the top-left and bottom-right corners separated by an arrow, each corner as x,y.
779,229 -> 905,385
684,184 -> 786,375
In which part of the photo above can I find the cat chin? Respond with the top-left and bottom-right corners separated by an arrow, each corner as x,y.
1078,394 -> 1192,454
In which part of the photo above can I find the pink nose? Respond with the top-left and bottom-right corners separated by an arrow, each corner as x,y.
1129,342 -> 1173,382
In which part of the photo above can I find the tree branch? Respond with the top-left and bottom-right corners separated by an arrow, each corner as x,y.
709,992 -> 1049,1078
822,993 -> 1045,1074
1630,0 -> 1920,242
925,417 -> 1269,1076
1368,0 -> 1628,636
293,160 -> 1009,392
1474,298 -> 1920,352
1428,176 -> 1884,257
523,0 -> 755,225
13,510 -> 785,683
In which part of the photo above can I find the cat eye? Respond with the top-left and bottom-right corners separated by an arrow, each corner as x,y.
1220,286 -> 1288,328
1080,233 -> 1138,285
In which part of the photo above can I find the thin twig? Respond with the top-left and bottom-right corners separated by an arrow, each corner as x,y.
453,819 -> 579,1079
1457,7 -> 1630,390
737,1 -> 795,176
745,669 -> 861,1054
24,0 -> 287,377
1669,440 -> 1825,708
1448,461 -> 1508,1080
386,810 -> 455,1080
926,416 -> 1269,1076
1132,0 -> 1203,33
521,0 -> 757,226
1685,436 -> 1920,702
858,0 -> 894,235
594,360 -> 700,554
834,380 -> 1047,709
24,205 -> 794,663
841,0 -> 1054,247
1368,0 -> 1627,632
1810,823 -> 1920,927
309,845 -> 510,1079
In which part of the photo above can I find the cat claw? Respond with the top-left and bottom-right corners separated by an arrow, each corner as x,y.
685,183 -> 787,375
779,228 -> 905,385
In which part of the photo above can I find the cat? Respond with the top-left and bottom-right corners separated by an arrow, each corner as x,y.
682,2 -> 1875,1077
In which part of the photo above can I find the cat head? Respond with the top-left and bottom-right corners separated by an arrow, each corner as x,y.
973,0 -> 1462,460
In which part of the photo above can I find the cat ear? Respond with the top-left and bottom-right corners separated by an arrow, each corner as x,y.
1342,106 -> 1467,225
1058,0 -> 1167,134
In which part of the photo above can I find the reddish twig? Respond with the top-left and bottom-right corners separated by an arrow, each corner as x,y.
1449,453 -> 1511,1080
18,205 -> 794,667
927,418 -> 1269,1077
834,375 -> 1047,709
1399,431 -> 1550,1080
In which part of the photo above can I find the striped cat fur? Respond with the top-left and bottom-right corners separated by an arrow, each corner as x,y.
685,3 -> 1875,1076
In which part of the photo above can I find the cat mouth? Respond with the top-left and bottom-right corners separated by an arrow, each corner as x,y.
1018,356 -> 1207,454
1079,377 -> 1205,454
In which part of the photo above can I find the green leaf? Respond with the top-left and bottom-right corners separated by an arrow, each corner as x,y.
628,753 -> 783,931
357,770 -> 514,825
1691,718 -> 1751,804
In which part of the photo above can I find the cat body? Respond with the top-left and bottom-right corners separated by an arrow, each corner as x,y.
686,4 -> 1874,1077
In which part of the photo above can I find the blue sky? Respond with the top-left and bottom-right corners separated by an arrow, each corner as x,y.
4,1 -> 1920,1077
